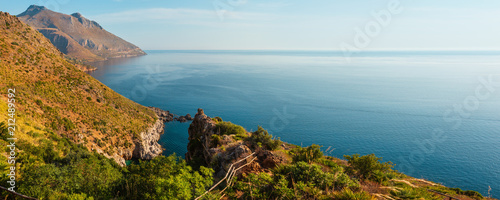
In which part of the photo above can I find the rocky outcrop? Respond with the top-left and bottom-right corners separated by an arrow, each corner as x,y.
148,106 -> 194,123
186,108 -> 291,177
132,118 -> 164,160
186,108 -> 218,164
149,107 -> 174,122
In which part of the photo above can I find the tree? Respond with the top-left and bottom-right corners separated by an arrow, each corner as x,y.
343,154 -> 393,182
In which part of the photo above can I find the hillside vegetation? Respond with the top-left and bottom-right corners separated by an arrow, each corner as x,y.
0,11 -> 495,200
0,11 -> 156,167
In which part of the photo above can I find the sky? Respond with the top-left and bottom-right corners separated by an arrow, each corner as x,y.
1,0 -> 500,50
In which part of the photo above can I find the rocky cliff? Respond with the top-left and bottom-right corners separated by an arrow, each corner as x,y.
186,109 -> 289,177
17,5 -> 146,62
132,118 -> 164,160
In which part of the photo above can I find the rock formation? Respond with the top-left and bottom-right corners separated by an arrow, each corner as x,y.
132,118 -> 164,160
17,5 -> 146,62
186,108 -> 289,177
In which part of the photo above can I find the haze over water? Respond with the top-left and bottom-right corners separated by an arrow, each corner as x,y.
90,50 -> 500,197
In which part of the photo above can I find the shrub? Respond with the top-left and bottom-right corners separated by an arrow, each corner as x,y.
35,99 -> 43,106
247,126 -> 282,150
450,188 -> 484,199
0,122 -> 8,141
334,188 -> 374,200
231,172 -> 273,199
274,162 -> 337,190
62,117 -> 75,131
291,144 -> 323,163
215,121 -> 246,136
344,154 -> 393,182
11,42 -> 18,46
212,116 -> 222,123
211,134 -> 222,146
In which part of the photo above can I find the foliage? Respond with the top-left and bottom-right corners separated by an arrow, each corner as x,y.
215,121 -> 246,136
344,154 -> 393,182
122,154 -> 214,200
228,161 -> 359,199
231,173 -> 273,200
247,126 -> 282,150
290,144 -> 323,163
334,188 -> 374,200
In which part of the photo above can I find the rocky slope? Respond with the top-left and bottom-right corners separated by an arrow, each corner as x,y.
0,11 -> 155,166
17,5 -> 146,62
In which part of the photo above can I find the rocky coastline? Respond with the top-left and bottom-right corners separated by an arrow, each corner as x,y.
104,107 -> 194,166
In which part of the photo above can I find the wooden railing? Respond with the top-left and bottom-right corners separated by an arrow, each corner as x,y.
195,152 -> 257,200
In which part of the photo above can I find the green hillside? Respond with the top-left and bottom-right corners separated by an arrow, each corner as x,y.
0,11 -> 156,169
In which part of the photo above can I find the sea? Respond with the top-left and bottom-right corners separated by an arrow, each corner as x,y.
89,50 -> 500,197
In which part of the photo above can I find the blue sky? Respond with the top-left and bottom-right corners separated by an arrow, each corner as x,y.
2,0 -> 500,50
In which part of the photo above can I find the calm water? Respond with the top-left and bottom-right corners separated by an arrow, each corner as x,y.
90,50 -> 500,197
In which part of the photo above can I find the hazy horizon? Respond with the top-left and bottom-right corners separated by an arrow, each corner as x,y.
2,0 -> 499,51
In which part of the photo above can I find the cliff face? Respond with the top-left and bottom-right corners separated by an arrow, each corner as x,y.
132,118 -> 164,160
37,28 -> 101,61
17,5 -> 146,62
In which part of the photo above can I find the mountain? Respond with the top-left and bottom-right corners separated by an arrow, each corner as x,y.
0,11 -> 161,166
17,5 -> 146,62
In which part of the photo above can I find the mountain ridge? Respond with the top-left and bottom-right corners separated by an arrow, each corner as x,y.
17,5 -> 146,62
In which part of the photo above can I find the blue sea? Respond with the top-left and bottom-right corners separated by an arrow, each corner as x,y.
89,50 -> 500,197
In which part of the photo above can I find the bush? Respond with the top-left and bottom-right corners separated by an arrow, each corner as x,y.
0,122 -> 8,141
450,188 -> 484,199
291,144 -> 323,163
344,154 -> 393,182
231,173 -> 273,199
62,117 -> 75,131
334,188 -> 374,200
247,126 -> 281,150
212,116 -> 222,123
274,162 -> 337,190
215,121 -> 246,136
211,134 -> 222,146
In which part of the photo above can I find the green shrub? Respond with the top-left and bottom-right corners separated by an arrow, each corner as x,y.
35,99 -> 43,106
450,188 -> 484,199
344,154 -> 393,182
247,126 -> 282,150
291,144 -> 323,163
62,117 -> 75,131
11,42 -> 18,46
212,116 -> 223,123
334,188 -> 373,200
0,122 -> 8,141
211,134 -> 222,146
274,162 -> 336,190
215,121 -> 246,136
231,172 -> 273,199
